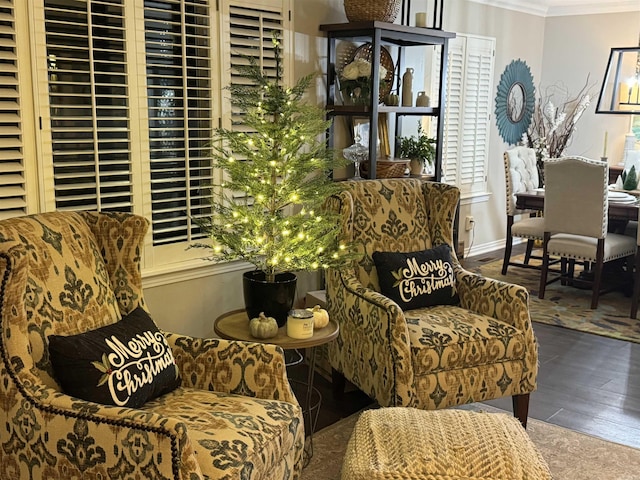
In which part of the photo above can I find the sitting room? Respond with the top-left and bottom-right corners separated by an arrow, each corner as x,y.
1,0 -> 639,478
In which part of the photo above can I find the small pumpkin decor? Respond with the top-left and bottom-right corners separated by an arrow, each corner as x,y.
249,312 -> 279,339
307,305 -> 329,330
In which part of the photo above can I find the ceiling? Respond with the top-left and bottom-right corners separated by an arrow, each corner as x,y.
471,0 -> 640,16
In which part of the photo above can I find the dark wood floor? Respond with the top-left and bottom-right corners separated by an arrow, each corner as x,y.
291,245 -> 640,449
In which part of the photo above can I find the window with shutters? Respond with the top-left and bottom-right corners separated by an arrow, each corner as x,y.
432,33 -> 495,196
42,0 -> 133,213
22,0 -> 290,273
219,1 -> 292,207
0,1 -> 37,219
144,0 -> 214,245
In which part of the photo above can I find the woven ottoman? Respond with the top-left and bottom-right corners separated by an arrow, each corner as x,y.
341,407 -> 552,480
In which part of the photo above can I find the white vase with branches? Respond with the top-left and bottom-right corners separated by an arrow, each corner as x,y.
521,76 -> 595,185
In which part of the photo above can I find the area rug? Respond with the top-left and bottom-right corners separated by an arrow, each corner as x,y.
304,406 -> 640,479
472,255 -> 640,344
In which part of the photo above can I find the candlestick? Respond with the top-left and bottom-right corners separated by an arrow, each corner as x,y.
603,131 -> 608,157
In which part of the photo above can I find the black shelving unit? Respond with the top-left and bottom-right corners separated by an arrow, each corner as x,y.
320,21 -> 456,180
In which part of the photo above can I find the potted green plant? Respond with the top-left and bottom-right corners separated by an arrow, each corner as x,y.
197,34 -> 353,326
397,122 -> 436,177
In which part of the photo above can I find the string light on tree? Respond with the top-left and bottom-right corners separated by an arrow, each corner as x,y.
194,32 -> 357,282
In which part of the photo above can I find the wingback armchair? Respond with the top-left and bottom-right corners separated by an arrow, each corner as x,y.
325,179 -> 538,426
0,211 -> 303,479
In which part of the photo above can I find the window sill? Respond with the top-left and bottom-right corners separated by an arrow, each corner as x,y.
460,191 -> 491,205
142,258 -> 252,289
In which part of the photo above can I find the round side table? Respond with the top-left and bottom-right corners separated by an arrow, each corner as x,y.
214,309 -> 339,465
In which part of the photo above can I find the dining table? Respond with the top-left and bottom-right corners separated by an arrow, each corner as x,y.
516,188 -> 639,225
516,187 -> 638,295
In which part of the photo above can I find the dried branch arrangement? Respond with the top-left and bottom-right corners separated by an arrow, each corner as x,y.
522,75 -> 596,183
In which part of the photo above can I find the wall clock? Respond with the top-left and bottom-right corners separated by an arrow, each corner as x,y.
495,59 -> 536,145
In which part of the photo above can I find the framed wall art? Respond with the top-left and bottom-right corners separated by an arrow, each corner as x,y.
494,59 -> 536,145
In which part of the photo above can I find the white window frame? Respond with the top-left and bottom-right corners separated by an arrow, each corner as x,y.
433,33 -> 495,198
17,0 -> 292,282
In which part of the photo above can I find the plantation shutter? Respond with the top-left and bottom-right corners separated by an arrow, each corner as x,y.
144,0 -> 214,245
434,40 -> 463,185
220,0 -> 291,206
433,34 -> 495,195
43,0 -> 133,212
458,37 -> 493,194
0,0 -> 27,219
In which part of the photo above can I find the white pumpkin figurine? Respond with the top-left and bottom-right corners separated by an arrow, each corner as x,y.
307,305 -> 329,329
249,312 -> 279,339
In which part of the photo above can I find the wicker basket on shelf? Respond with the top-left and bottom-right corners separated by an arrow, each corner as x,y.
360,158 -> 409,178
343,0 -> 402,23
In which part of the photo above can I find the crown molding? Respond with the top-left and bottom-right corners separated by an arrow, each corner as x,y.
467,0 -> 640,17
546,1 -> 640,16
468,0 -> 548,16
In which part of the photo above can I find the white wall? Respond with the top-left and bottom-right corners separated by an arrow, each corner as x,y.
145,265 -> 321,338
541,12 -> 640,164
410,2 -> 639,258
441,1 -> 547,255
145,0 -> 640,338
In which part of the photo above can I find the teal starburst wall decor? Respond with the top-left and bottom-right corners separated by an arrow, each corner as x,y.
495,59 -> 536,145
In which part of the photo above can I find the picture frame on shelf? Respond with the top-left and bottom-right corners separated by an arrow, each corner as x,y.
347,116 -> 391,158
348,117 -> 371,148
378,113 -> 391,158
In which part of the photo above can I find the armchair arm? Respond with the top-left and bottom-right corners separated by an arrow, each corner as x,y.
454,264 -> 539,394
14,381 -> 202,479
164,333 -> 298,405
454,264 -> 532,332
326,267 -> 417,408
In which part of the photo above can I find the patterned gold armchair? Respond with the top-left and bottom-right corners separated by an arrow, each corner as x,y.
0,211 -> 303,479
326,179 -> 538,426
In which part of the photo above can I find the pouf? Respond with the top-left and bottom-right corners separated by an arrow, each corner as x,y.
341,407 -> 552,480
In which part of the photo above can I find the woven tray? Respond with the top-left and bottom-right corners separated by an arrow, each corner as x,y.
360,158 -> 408,179
343,0 -> 402,23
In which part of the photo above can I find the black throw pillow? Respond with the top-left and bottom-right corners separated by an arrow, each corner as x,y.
372,244 -> 459,310
48,306 -> 181,408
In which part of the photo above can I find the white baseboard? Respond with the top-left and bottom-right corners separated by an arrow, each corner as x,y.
465,237 -> 527,259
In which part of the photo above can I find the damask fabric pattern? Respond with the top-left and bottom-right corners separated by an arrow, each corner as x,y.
143,387 -> 302,479
326,179 -> 538,411
0,211 -> 304,479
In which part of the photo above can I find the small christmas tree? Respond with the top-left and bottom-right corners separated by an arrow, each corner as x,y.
198,34 -> 351,282
623,165 -> 638,191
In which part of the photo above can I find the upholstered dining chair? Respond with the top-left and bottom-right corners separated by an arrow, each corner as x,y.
325,178 -> 539,427
539,156 -> 637,309
0,211 -> 303,480
630,224 -> 640,319
502,146 -> 546,274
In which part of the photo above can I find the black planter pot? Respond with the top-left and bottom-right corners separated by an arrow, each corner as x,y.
242,271 -> 297,327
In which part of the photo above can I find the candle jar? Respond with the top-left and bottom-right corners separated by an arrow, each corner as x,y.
286,309 -> 314,339
415,12 -> 427,27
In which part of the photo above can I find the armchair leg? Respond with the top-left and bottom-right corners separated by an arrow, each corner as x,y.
512,393 -> 530,429
331,368 -> 346,400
